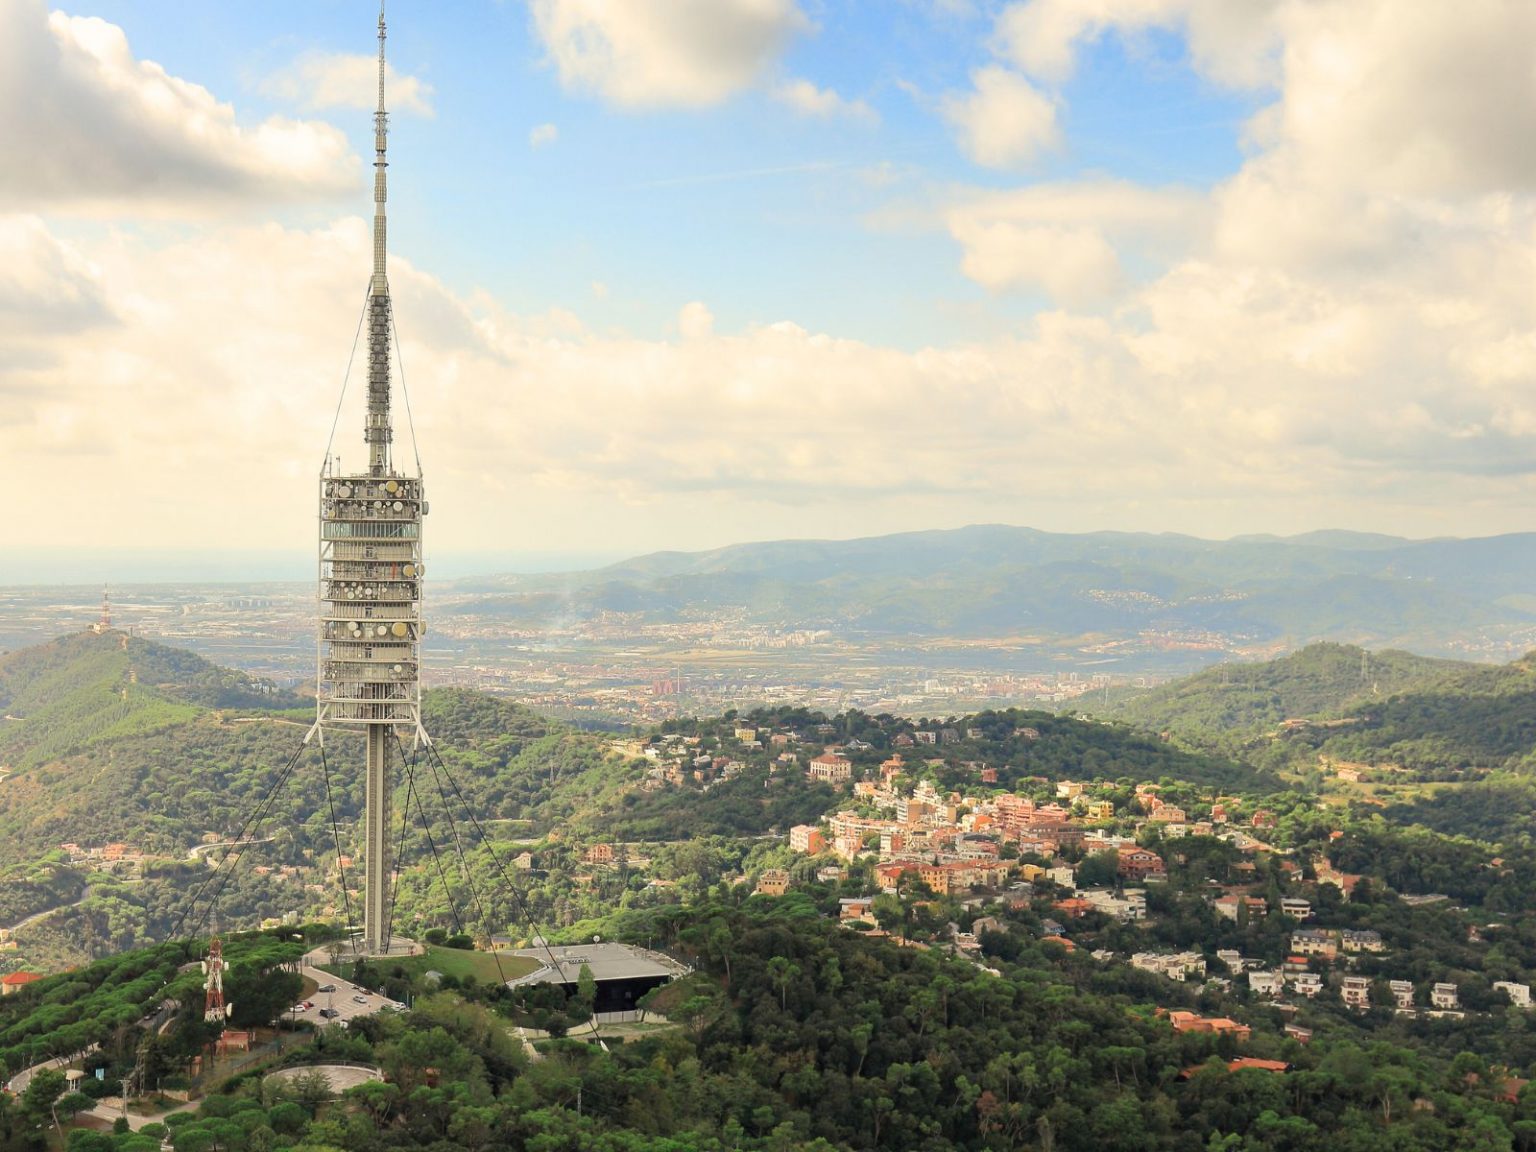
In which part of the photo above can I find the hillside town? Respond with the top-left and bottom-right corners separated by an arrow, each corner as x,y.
626,713 -> 1526,1042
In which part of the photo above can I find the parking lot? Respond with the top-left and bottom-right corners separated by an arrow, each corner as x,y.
290,957 -> 405,1027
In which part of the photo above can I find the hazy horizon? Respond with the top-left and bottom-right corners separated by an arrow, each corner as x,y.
0,521 -> 1516,587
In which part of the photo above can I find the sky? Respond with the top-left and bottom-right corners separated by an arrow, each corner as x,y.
3,0 -> 1535,575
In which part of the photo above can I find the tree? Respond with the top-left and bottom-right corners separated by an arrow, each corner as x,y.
574,964 -> 597,1022
21,1067 -> 67,1135
765,957 -> 800,1011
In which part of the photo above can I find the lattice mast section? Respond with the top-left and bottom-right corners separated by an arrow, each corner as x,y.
316,1 -> 427,955
202,935 -> 232,1026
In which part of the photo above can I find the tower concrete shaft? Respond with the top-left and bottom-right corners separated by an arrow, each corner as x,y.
315,0 -> 426,957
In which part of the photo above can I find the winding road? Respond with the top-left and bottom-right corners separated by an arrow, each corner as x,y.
1,886 -> 91,936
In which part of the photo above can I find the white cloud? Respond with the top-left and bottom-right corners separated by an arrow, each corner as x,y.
529,0 -> 810,109
951,221 -> 1122,304
678,301 -> 714,340
1260,0 -> 1536,198
772,79 -> 877,122
529,122 -> 560,148
942,66 -> 1059,168
943,181 -> 1203,300
260,52 -> 435,117
992,0 -> 1282,88
0,1 -> 358,214
991,0 -> 1536,197
0,215 -> 112,341
7,195 -> 1535,552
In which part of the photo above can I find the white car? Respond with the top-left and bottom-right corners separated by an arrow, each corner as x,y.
291,1004 -> 309,1013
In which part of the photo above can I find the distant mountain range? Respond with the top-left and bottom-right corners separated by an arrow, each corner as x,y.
446,524 -> 1536,659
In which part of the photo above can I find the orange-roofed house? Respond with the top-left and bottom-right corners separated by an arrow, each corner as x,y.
0,972 -> 44,996
1053,898 -> 1094,919
1163,1010 -> 1252,1042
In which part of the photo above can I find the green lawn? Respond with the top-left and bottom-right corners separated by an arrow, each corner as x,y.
324,944 -> 542,985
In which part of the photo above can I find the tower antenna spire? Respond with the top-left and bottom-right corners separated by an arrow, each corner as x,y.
365,0 -> 392,476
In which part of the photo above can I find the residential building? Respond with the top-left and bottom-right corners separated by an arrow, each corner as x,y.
755,869 -> 790,897
1132,952 -> 1205,980
1432,983 -> 1460,1010
1248,971 -> 1284,998
1280,898 -> 1312,920
1291,972 -> 1323,998
1163,1011 -> 1251,1042
1083,888 -> 1147,921
1494,981 -> 1533,1008
1390,980 -> 1416,1011
808,753 -> 853,783
1290,929 -> 1337,958
1342,976 -> 1372,1009
0,972 -> 43,997
838,898 -> 874,924
1340,929 -> 1385,953
788,825 -> 825,854
1117,848 -> 1167,883
1214,894 -> 1267,921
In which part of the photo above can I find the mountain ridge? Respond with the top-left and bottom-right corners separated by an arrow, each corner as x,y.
445,524 -> 1536,657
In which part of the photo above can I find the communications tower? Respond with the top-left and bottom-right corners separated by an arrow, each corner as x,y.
202,935 -> 232,1027
314,1 -> 427,955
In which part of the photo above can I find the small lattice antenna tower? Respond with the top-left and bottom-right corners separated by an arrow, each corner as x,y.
91,587 -> 112,634
202,931 -> 232,1026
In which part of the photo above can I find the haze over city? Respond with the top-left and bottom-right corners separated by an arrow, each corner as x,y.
4,0 -> 1535,569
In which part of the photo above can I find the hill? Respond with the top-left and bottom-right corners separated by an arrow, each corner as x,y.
446,524 -> 1536,658
1102,642 -> 1536,776
1105,643 -> 1471,737
0,630 -> 304,769
0,629 -> 1292,972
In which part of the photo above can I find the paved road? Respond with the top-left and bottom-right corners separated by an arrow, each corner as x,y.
5,1047 -> 99,1096
2,887 -> 91,936
85,1097 -> 197,1132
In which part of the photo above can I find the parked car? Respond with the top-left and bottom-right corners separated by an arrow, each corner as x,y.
291,1004 -> 308,1013
317,984 -> 336,993
319,1008 -> 340,1019
352,995 -> 369,1004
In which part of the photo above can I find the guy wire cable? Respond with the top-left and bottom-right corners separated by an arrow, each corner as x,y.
423,740 -> 609,1047
384,739 -> 424,951
319,743 -> 358,955
410,731 -> 510,986
167,738 -> 308,942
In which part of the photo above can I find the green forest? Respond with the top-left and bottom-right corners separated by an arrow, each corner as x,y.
4,902 -> 1536,1152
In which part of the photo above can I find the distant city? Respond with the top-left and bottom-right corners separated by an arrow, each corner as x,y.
0,582 -> 1170,727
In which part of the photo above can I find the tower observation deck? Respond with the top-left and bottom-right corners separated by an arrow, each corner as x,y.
315,1 -> 425,955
